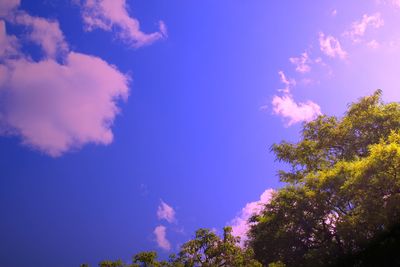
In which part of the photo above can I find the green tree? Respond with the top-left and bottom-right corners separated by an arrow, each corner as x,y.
98,259 -> 125,267
132,252 -> 160,267
249,90 -> 400,266
173,227 -> 261,267
86,227 -> 261,267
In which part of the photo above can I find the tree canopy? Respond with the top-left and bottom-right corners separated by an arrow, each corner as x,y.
249,90 -> 400,266
85,227 -> 261,267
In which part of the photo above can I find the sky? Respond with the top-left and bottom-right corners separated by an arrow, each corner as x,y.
1,0 -> 400,266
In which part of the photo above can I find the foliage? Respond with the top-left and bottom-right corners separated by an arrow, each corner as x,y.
86,227 -> 261,267
267,261 -> 286,267
173,227 -> 261,267
249,90 -> 400,266
334,222 -> 400,266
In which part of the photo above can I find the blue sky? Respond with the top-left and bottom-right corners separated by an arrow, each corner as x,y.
1,0 -> 400,266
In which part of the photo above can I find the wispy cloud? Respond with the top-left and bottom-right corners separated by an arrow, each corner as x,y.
229,189 -> 275,243
154,225 -> 171,251
319,32 -> 347,59
344,13 -> 384,42
157,200 -> 176,223
278,70 -> 296,93
0,2 -> 129,156
272,71 -> 321,126
78,0 -> 167,48
367,39 -> 380,49
289,52 -> 311,73
13,12 -> 68,58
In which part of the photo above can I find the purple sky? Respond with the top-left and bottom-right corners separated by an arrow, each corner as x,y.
1,0 -> 400,266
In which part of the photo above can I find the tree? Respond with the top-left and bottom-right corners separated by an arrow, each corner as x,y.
173,227 -> 261,267
98,259 -> 125,267
249,90 -> 400,266
131,252 -> 159,267
86,226 -> 261,267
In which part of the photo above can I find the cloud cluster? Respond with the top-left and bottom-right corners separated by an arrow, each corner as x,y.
13,12 -> 69,58
78,0 -> 167,48
0,0 -> 130,156
272,12 -> 385,126
154,200 -> 176,251
345,13 -> 384,42
229,189 -> 275,243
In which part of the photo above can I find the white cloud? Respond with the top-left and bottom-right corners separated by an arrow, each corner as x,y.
319,32 -> 347,59
157,200 -> 176,223
272,93 -> 322,126
289,52 -> 311,73
154,225 -> 171,251
78,0 -> 167,48
229,189 -> 275,243
344,13 -> 384,42
0,3 -> 130,156
271,71 -> 321,126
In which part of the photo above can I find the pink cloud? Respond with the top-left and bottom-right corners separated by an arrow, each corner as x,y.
319,32 -> 347,59
344,13 -> 384,42
289,52 -> 311,73
78,0 -> 167,48
154,225 -> 171,251
278,70 -> 296,93
0,20 -> 18,57
0,4 -> 130,156
0,0 -> 19,18
157,200 -> 176,223
367,39 -> 380,49
229,189 -> 275,243
0,52 -> 129,156
13,12 -> 68,58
